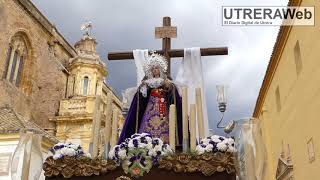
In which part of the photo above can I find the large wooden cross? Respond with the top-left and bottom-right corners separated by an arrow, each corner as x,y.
108,16 -> 228,75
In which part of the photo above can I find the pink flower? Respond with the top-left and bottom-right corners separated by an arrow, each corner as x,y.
131,167 -> 141,175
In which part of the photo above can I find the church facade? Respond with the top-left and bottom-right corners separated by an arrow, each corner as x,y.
253,0 -> 320,179
0,0 -> 124,176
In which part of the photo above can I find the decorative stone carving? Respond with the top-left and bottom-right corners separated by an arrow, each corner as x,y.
10,35 -> 27,56
275,143 -> 293,180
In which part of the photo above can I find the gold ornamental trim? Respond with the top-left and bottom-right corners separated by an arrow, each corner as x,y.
43,152 -> 236,178
116,175 -> 132,180
43,156 -> 117,178
158,152 -> 236,176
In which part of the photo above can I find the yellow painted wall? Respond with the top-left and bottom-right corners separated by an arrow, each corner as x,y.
256,0 -> 320,179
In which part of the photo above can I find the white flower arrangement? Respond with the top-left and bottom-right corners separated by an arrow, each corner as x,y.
195,135 -> 237,155
109,133 -> 173,165
48,142 -> 91,160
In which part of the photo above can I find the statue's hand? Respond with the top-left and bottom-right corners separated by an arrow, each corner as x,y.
139,83 -> 148,97
163,79 -> 173,91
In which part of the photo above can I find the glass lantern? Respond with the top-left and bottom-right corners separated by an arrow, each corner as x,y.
232,118 -> 267,180
216,85 -> 227,104
216,85 -> 227,112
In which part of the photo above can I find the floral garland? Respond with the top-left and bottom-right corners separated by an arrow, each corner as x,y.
109,133 -> 173,178
48,142 -> 91,160
196,135 -> 236,155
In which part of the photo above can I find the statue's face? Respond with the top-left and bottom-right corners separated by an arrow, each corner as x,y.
152,66 -> 161,77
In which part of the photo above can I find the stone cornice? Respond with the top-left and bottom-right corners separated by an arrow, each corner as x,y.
68,61 -> 107,76
50,114 -> 94,123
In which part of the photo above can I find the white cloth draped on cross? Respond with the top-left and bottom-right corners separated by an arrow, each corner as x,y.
121,49 -> 148,109
133,49 -> 148,86
175,47 -> 209,137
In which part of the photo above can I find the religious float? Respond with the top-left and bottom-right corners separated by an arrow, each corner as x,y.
11,118 -> 266,180
43,133 -> 237,180
38,114 -> 266,180
40,117 -> 266,180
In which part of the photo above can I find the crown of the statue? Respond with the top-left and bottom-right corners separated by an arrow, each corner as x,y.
143,52 -> 168,74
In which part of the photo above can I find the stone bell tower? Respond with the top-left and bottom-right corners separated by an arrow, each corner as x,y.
68,34 -> 107,97
52,33 -> 108,152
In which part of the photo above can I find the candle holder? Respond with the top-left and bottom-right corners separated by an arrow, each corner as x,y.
216,85 -> 235,134
216,85 -> 227,109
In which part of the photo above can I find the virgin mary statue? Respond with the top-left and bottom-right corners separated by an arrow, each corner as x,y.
118,53 -> 182,145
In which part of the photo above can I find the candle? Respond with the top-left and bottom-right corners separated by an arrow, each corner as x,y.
103,93 -> 113,158
110,108 -> 119,148
92,96 -> 102,158
182,87 -> 189,152
169,104 -> 176,152
189,104 -> 196,152
195,88 -> 205,139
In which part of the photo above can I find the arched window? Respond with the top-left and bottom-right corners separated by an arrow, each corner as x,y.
83,76 -> 89,95
3,34 -> 28,87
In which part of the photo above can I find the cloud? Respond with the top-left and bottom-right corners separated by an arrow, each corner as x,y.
31,0 -> 287,134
